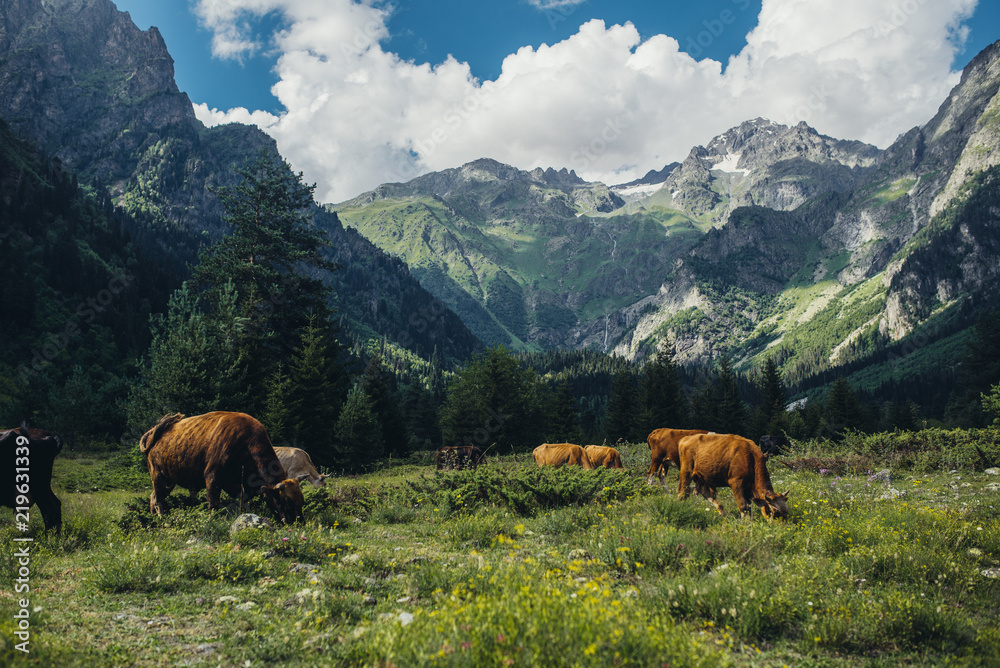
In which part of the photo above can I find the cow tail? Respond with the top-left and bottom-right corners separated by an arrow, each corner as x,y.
139,413 -> 184,454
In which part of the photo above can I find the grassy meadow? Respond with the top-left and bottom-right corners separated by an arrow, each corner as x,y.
2,431 -> 1000,666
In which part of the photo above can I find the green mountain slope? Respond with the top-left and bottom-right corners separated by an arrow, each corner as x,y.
331,159 -> 702,350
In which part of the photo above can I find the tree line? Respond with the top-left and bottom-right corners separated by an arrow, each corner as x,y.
3,141 -> 999,473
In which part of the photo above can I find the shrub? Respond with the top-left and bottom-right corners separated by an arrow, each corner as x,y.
335,564 -> 729,667
405,465 -> 635,517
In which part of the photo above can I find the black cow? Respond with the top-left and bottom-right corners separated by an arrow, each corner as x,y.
436,446 -> 486,471
759,434 -> 791,457
1,422 -> 64,531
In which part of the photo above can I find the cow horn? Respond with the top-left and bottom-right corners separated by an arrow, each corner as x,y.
783,490 -> 791,500
295,473 -> 310,482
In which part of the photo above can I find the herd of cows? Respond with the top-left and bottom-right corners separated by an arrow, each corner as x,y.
2,411 -> 793,531
524,429 -> 789,518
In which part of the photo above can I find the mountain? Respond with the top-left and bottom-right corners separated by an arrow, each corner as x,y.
329,120 -> 884,355
640,118 -> 880,228
0,0 -> 482,364
331,158 -> 698,351
331,40 -> 1000,404
607,40 -> 1000,384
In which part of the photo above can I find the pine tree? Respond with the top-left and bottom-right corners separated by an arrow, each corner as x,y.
547,380 -> 584,443
604,370 -> 639,443
752,356 -> 787,438
126,281 -> 247,436
261,364 -> 292,440
361,352 -> 409,458
689,380 -> 718,432
823,377 -> 864,440
189,150 -> 339,403
334,385 -> 384,472
639,340 -> 687,434
981,383 -> 1000,428
716,353 -> 748,436
401,381 -> 440,450
281,317 -> 348,466
439,346 -> 547,452
959,311 -> 1000,425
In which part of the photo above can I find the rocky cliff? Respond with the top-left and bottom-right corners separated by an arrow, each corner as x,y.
0,0 -> 483,363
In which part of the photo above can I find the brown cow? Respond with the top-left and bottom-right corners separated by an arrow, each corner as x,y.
677,433 -> 790,518
584,445 -> 623,469
436,446 -> 485,471
532,443 -> 594,469
140,412 -> 304,524
1,422 -> 64,531
646,428 -> 710,486
274,446 -> 327,487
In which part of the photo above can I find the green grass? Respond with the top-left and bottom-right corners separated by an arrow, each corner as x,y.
2,435 -> 999,666
868,178 -> 917,204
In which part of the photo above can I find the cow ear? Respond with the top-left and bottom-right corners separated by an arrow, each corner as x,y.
751,498 -> 765,507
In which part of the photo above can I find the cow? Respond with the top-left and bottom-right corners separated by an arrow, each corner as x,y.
677,433 -> 790,519
274,446 -> 327,487
532,443 -> 594,469
584,445 -> 623,469
1,422 -> 64,531
140,412 -> 304,524
646,428 -> 710,486
759,434 -> 791,457
436,445 -> 486,471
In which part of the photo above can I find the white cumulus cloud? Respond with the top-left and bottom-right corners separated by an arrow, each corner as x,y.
192,0 -> 978,203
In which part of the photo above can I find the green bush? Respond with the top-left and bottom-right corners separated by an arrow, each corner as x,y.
335,563 -> 729,667
405,464 -> 635,517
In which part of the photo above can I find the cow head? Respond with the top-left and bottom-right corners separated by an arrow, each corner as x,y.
754,490 -> 790,519
261,478 -> 305,524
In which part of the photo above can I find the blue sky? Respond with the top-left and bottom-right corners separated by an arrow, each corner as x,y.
113,0 -> 999,202
117,0 -> 777,114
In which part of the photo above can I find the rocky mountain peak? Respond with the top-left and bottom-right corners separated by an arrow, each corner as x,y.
528,166 -> 586,188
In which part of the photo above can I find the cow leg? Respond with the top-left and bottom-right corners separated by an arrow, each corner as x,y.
34,490 -> 62,532
647,453 -> 665,486
729,480 -> 751,517
696,480 -> 725,516
149,476 -> 173,517
204,471 -> 223,511
677,466 -> 693,500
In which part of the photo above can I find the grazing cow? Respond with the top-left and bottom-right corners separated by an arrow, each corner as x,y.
1,422 -> 64,531
532,443 -> 594,469
274,446 -> 327,487
646,428 -> 710,486
759,434 -> 791,457
140,412 -> 304,524
436,445 -> 486,471
677,433 -> 790,518
584,445 -> 623,469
